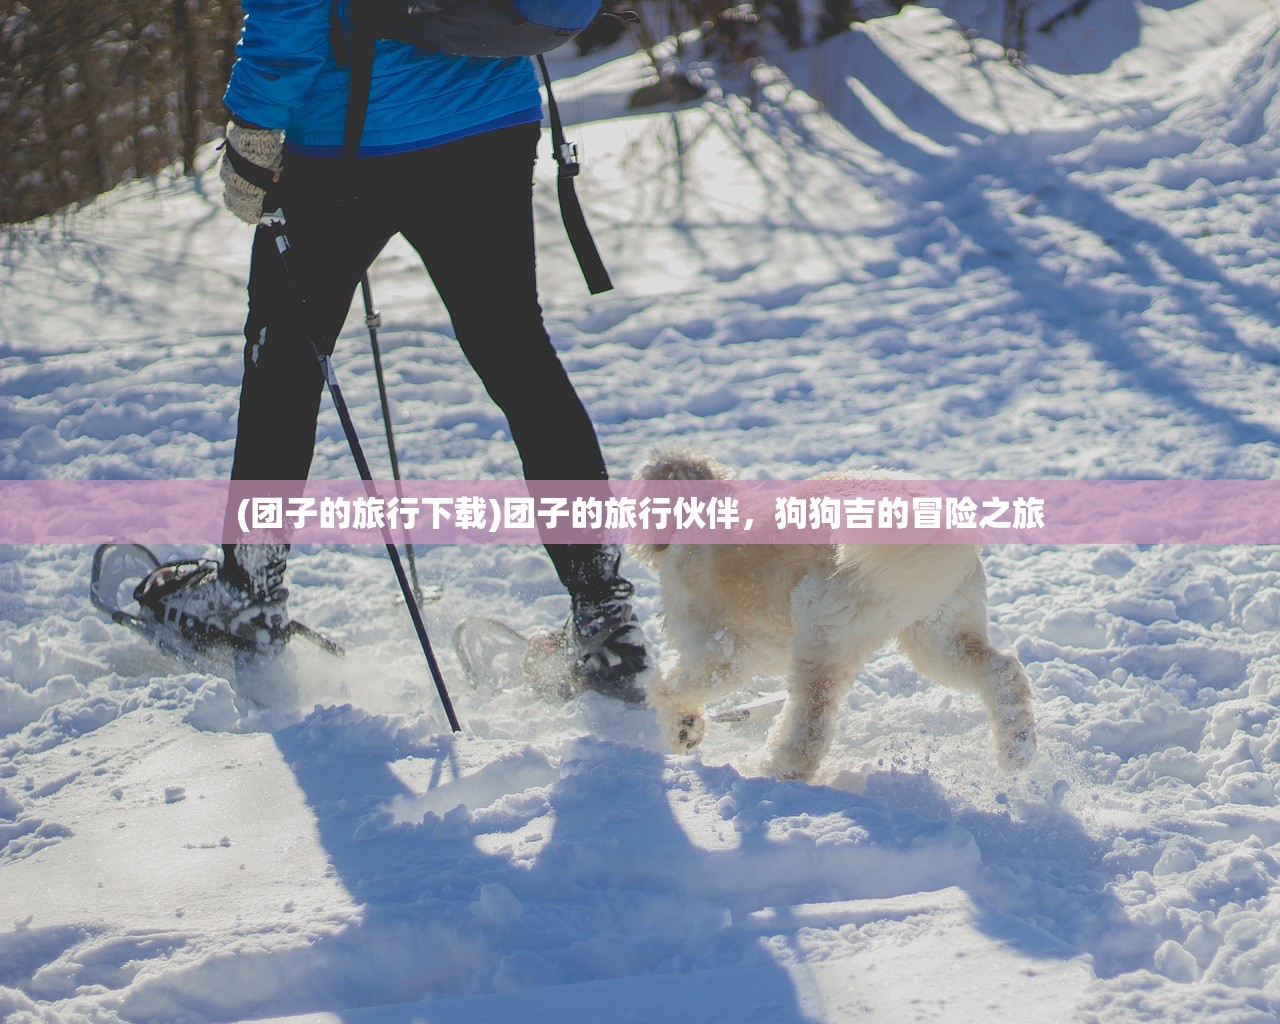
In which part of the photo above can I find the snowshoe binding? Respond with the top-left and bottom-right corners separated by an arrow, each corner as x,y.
134,557 -> 291,662
90,543 -> 343,672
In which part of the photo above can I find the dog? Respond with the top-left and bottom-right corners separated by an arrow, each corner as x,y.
631,446 -> 1037,782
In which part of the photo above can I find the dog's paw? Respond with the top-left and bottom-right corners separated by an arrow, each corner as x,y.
668,710 -> 707,752
990,664 -> 1036,773
760,755 -> 815,783
994,710 -> 1037,773
759,740 -> 818,783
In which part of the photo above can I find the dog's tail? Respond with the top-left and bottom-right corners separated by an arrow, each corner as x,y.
630,446 -> 734,568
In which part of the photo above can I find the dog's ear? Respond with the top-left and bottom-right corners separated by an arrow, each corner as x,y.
636,444 -> 734,482
628,541 -> 668,568
632,448 -> 730,566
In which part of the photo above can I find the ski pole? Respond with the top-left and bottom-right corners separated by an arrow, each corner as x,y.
258,201 -> 461,734
316,347 -> 461,734
359,271 -> 427,609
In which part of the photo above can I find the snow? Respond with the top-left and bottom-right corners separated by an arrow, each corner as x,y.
4,0 -> 1280,1020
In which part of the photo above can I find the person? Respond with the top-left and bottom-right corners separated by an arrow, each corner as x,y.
136,0 -> 651,704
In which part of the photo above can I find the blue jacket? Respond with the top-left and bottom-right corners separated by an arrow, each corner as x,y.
223,0 -> 543,156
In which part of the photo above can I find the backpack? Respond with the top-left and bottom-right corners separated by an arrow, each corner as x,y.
333,0 -> 622,293
368,0 -> 606,58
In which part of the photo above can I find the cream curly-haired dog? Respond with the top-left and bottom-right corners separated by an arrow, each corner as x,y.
632,447 -> 1036,781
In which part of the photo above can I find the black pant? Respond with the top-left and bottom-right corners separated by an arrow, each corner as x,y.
227,122 -> 613,594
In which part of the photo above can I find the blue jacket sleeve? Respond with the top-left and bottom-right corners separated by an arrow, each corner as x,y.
223,0 -> 337,131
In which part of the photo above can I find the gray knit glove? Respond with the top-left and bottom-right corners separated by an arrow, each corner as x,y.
219,119 -> 284,224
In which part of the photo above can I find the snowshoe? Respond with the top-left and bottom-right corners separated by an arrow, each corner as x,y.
453,614 -> 647,707
90,543 -> 343,673
452,617 -> 583,701
451,614 -> 786,722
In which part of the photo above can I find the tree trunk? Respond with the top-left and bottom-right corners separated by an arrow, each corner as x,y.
174,0 -> 200,175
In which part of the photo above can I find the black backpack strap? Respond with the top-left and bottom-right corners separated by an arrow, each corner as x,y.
329,0 -> 350,67
537,55 -> 613,295
342,12 -> 376,169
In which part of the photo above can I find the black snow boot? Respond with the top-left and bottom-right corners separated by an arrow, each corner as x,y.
566,546 -> 652,706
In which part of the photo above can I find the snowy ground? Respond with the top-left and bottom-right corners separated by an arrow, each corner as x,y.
4,1 -> 1280,1020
